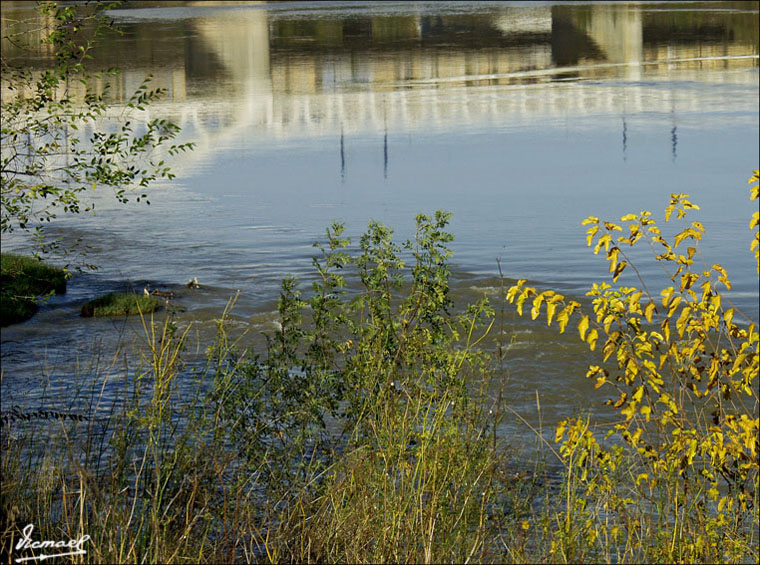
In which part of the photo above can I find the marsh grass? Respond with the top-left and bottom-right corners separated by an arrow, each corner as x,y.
80,292 -> 162,318
0,253 -> 66,326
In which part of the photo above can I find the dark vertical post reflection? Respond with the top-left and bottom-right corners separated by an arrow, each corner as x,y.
622,116 -> 627,162
383,126 -> 388,179
670,106 -> 678,163
340,127 -> 345,182
671,122 -> 677,163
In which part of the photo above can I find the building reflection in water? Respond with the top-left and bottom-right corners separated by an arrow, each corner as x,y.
1,1 -> 757,174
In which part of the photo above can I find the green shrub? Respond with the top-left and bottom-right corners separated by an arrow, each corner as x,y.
2,212 -> 522,564
80,291 -> 162,317
212,211 -> 519,562
0,253 -> 66,326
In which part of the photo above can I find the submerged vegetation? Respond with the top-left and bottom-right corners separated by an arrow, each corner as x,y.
1,173 -> 758,563
80,291 -> 163,318
0,253 -> 66,326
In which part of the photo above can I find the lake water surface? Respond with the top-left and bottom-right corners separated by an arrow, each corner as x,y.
2,1 -> 758,438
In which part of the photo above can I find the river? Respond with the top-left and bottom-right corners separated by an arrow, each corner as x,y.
1,0 -> 758,440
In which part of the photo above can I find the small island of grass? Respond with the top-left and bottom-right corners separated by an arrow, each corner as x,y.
81,292 -> 163,318
1,253 -> 67,326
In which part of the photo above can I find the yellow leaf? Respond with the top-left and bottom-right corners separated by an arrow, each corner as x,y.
603,338 -> 617,362
530,303 -> 541,320
723,308 -> 735,328
680,272 -> 699,291
667,296 -> 683,317
594,234 -> 612,255
586,225 -> 599,246
676,307 -> 691,337
578,315 -> 590,341
546,302 -> 558,326
582,216 -> 600,226
620,213 -> 637,222
506,281 -> 524,303
626,357 -> 639,378
516,288 -> 534,316
644,302 -> 656,323
607,247 -> 619,273
650,331 -> 663,342
555,420 -> 567,442
603,314 -> 616,334
628,290 -> 642,310
556,310 -> 570,334
587,328 -> 599,351
612,261 -> 628,282
674,230 -> 692,248
712,264 -> 728,278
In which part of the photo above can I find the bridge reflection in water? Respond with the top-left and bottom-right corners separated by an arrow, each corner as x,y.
2,2 -> 758,171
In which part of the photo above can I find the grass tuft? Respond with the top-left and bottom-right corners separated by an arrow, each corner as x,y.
80,291 -> 162,317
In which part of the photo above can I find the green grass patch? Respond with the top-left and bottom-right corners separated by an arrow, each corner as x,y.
81,292 -> 163,317
1,253 -> 67,326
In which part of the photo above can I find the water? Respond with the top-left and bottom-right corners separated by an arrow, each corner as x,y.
1,1 -> 758,439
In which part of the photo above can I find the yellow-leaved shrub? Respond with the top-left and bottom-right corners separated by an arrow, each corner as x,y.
507,170 -> 759,563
